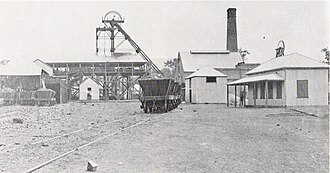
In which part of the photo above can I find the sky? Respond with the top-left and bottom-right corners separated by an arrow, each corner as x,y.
0,1 -> 329,68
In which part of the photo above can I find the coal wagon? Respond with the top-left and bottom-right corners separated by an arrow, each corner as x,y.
138,78 -> 181,113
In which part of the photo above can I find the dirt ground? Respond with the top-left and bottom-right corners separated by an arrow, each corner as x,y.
0,101 -> 328,173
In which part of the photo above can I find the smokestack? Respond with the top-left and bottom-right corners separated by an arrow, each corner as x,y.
226,8 -> 238,52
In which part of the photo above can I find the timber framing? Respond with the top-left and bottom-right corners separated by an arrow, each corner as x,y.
45,60 -> 148,100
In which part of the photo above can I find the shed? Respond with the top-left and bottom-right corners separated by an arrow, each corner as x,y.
175,51 -> 259,100
79,78 -> 103,101
45,78 -> 69,104
185,67 -> 227,104
177,51 -> 242,81
0,59 -> 53,91
227,53 -> 329,107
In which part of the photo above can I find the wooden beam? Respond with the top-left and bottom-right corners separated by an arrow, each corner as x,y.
243,84 -> 246,107
265,81 -> 268,108
254,83 -> 256,107
227,85 -> 229,107
104,63 -> 108,101
234,85 -> 237,107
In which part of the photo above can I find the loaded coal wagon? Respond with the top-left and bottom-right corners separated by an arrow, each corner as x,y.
138,78 -> 181,113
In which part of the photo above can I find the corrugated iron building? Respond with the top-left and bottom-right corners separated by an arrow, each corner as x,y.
228,53 -> 329,107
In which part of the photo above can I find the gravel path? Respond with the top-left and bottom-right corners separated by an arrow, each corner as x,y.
1,102 -> 328,172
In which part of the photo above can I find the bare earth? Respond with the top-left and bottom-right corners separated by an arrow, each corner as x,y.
0,101 -> 328,173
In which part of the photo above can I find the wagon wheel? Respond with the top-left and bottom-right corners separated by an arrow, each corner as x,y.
143,101 -> 148,113
164,100 -> 168,113
169,101 -> 173,111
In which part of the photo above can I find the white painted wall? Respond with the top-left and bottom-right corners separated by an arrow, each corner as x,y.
79,78 -> 102,101
246,68 -> 328,106
185,76 -> 227,104
285,69 -> 328,106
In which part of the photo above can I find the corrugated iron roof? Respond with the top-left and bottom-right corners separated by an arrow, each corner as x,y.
186,67 -> 227,79
246,53 -> 329,75
179,51 -> 242,72
81,78 -> 103,88
0,60 -> 50,76
43,53 -> 147,63
227,73 -> 284,85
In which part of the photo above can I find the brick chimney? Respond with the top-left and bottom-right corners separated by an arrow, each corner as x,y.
226,8 -> 238,52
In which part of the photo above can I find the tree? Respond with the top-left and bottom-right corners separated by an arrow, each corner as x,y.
238,48 -> 249,63
161,58 -> 177,78
321,47 -> 329,64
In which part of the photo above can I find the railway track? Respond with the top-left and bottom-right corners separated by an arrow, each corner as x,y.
0,110 -> 20,119
0,112 -> 143,154
1,110 -> 162,173
23,118 -> 152,173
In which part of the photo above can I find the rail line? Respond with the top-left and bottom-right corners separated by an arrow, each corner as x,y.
0,110 -> 20,119
0,112 -> 142,154
23,113 -> 160,173
30,113 -> 141,145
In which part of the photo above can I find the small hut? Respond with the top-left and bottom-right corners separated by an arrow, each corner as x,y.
185,68 -> 227,104
79,78 -> 102,101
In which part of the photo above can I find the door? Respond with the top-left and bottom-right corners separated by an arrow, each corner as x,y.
189,89 -> 192,103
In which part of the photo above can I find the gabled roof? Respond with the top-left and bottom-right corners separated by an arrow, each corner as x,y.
34,59 -> 54,76
246,53 -> 329,75
227,73 -> 284,85
186,67 -> 227,79
80,78 -> 103,88
0,59 -> 53,76
179,51 -> 242,72
43,52 -> 147,64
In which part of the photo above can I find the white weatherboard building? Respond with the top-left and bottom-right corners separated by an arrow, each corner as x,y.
185,68 -> 227,104
228,53 -> 329,107
79,78 -> 103,101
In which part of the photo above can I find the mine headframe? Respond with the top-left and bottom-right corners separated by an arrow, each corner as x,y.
96,11 -> 164,77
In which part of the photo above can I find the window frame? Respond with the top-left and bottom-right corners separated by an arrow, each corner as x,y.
260,82 -> 265,99
253,83 -> 258,99
297,80 -> 308,98
268,81 -> 273,99
189,78 -> 192,88
276,81 -> 282,99
206,77 -> 217,83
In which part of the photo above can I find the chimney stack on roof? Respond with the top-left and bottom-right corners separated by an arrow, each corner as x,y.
226,8 -> 238,52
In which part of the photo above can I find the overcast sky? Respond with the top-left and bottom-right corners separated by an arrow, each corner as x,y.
0,1 -> 329,68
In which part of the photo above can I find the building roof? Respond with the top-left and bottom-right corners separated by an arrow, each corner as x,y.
80,78 -> 103,88
246,53 -> 329,75
227,73 -> 284,85
0,60 -> 53,76
43,52 -> 147,64
186,67 -> 227,79
179,51 -> 242,72
34,59 -> 54,76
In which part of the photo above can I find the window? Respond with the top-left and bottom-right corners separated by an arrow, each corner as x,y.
260,82 -> 265,99
87,87 -> 92,92
276,82 -> 282,99
253,83 -> 258,99
268,82 -> 273,99
189,78 -> 192,88
297,80 -> 308,98
206,77 -> 216,83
